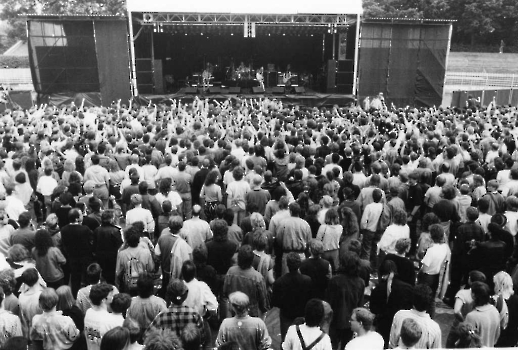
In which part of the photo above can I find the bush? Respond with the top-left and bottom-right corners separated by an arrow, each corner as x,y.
0,56 -> 30,68
450,43 -> 518,54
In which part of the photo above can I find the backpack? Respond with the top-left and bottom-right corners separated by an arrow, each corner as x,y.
125,254 -> 145,291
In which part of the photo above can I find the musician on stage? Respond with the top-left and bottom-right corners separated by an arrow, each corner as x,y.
256,66 -> 265,89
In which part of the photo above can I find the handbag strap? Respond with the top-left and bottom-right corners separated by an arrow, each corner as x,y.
296,325 -> 325,350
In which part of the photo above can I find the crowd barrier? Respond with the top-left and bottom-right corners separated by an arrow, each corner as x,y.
450,89 -> 518,108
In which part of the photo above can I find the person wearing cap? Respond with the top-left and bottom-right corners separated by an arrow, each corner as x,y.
83,154 -> 110,208
144,279 -> 205,344
125,194 -> 155,236
180,205 -> 212,250
245,175 -> 271,217
216,291 -> 272,350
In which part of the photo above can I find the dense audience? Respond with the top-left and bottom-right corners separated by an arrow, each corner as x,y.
0,97 -> 517,350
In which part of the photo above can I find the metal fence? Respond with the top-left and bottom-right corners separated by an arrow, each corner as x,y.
0,68 -> 32,85
445,71 -> 518,89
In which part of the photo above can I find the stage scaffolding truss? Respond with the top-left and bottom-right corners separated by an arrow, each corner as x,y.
137,13 -> 354,26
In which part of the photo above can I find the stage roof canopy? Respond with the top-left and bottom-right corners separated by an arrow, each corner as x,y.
126,0 -> 363,15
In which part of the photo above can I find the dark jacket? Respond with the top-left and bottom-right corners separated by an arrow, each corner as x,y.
326,273 -> 364,330
272,271 -> 313,320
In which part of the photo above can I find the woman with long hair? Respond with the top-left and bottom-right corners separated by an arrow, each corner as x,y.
337,205 -> 359,252
317,208 -> 343,273
108,159 -> 125,201
200,169 -> 223,222
154,177 -> 183,217
493,271 -> 518,346
32,229 -> 66,289
56,285 -> 86,350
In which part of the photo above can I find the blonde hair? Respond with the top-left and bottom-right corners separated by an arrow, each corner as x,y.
56,285 -> 75,311
494,271 -> 514,299
250,212 -> 266,230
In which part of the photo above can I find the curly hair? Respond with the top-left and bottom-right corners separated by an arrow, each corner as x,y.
338,205 -> 359,238
392,208 -> 407,226
34,229 -> 55,257
8,244 -> 31,262
0,269 -> 16,296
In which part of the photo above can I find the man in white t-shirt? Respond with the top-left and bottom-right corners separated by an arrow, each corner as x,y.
84,283 -> 122,350
36,167 -> 58,217
345,308 -> 384,350
420,224 -> 451,298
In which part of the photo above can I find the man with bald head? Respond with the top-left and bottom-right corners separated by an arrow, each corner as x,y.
180,204 -> 213,250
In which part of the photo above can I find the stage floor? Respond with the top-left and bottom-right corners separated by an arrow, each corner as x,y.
139,88 -> 355,107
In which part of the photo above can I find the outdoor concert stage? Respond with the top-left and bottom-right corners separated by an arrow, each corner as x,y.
140,87 -> 355,107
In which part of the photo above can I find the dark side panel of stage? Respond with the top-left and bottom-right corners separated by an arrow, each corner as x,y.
27,17 -> 131,105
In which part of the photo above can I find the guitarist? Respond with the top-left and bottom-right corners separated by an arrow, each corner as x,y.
256,66 -> 265,90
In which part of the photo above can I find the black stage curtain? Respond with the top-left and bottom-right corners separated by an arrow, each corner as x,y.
28,20 -> 100,94
94,21 -> 131,105
359,22 -> 450,107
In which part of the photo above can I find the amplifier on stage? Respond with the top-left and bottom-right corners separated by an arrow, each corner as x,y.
266,71 -> 278,88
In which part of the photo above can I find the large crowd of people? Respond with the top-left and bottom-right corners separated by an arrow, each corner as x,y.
0,96 -> 517,350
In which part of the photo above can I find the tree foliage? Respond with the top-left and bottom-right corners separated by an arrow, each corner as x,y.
363,0 -> 518,48
0,0 -> 125,43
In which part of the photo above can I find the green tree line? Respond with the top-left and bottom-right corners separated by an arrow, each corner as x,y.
1,0 -> 517,52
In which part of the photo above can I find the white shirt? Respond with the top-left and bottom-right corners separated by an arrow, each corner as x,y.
345,331 -> 384,350
36,175 -> 58,196
282,323 -> 332,350
183,278 -> 218,317
361,202 -> 383,232
4,195 -> 25,220
126,207 -> 155,233
505,211 -> 518,236
84,308 -> 123,350
378,224 -> 410,254
180,217 -> 212,249
421,243 -> 450,275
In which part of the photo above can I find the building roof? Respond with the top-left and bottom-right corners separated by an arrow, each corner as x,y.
126,0 -> 363,15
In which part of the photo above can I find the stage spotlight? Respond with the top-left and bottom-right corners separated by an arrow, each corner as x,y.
143,13 -> 153,22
